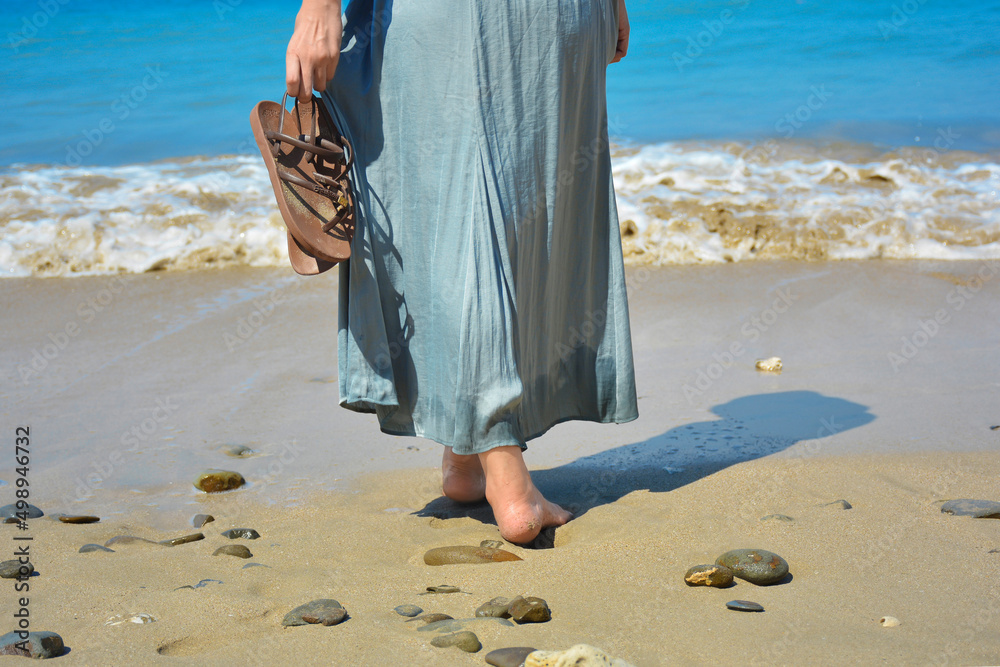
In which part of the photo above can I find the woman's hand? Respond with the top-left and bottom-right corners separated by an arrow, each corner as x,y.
611,0 -> 629,63
286,0 -> 344,100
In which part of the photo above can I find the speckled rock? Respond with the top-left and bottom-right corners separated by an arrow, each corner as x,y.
0,504 -> 43,520
423,546 -> 522,565
823,499 -> 852,510
726,600 -> 765,612
104,535 -> 163,548
684,564 -> 734,588
525,644 -> 636,667
480,539 -> 505,550
221,528 -> 260,540
193,469 -> 245,493
486,647 -> 539,667
430,630 -> 481,653
508,596 -> 551,623
282,599 -> 347,627
0,560 -> 33,578
57,515 -> 100,524
879,616 -> 901,627
191,514 -> 215,528
476,596 -> 512,618
716,549 -> 789,585
213,545 -> 252,559
394,604 -> 423,617
941,499 -> 1000,518
0,631 -> 64,658
760,514 -> 794,523
160,533 -> 204,546
79,544 -> 114,553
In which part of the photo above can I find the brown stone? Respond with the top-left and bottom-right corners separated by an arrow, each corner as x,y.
423,546 -> 522,565
684,564 -> 735,588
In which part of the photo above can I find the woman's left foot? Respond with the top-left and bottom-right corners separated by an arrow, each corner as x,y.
441,446 -> 487,503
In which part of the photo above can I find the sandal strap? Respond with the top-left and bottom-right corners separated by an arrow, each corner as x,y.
278,169 -> 347,201
265,129 -> 346,161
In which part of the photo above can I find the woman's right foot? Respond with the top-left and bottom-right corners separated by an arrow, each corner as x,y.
478,445 -> 572,544
441,446 -> 487,503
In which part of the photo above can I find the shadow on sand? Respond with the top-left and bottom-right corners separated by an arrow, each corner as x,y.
412,390 -> 875,546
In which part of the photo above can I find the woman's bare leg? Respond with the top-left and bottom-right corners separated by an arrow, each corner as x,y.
441,446 -> 486,503
478,445 -> 572,544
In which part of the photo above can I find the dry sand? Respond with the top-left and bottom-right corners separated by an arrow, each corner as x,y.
1,259 -> 999,665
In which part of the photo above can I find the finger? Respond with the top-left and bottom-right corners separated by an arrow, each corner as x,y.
287,51 -> 306,99
314,65 -> 328,93
300,65 -> 314,102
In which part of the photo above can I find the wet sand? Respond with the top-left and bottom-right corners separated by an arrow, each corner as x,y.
1,259 -> 999,664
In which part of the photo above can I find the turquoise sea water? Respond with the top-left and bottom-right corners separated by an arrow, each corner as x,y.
1,0 -> 999,275
2,0 -> 999,166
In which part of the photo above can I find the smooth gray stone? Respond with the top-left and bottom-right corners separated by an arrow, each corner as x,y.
0,504 -> 43,519
225,445 -> 255,457
716,549 -> 789,585
430,630 -> 481,653
486,646 -> 538,667
222,528 -> 261,540
282,599 -> 347,627
476,596 -> 511,618
508,596 -> 551,623
79,544 -> 115,553
0,630 -> 64,658
727,600 -> 765,612
761,514 -> 794,523
213,545 -> 252,559
823,499 -> 852,510
242,563 -> 270,569
941,499 -> 1000,518
0,560 -> 33,578
192,514 -> 215,528
394,604 -> 423,617
417,618 -> 515,633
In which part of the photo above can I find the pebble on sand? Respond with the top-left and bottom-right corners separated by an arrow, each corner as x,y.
0,503 -> 43,520
525,644 -> 636,667
480,539 -> 505,549
394,605 -> 423,617
160,533 -> 205,546
716,549 -> 789,586
430,630 -> 482,653
56,515 -> 100,524
684,564 -> 734,588
225,445 -> 255,457
79,544 -> 114,553
508,596 -> 551,623
406,613 -> 453,626
423,545 -> 522,565
221,528 -> 261,540
192,514 -> 215,528
755,357 -> 782,373
879,616 -> 901,627
213,545 -> 252,559
417,618 -> 515,634
0,631 -> 64,658
476,596 -> 512,618
823,499 -> 852,510
761,514 -> 794,523
486,647 -> 539,667
423,585 -> 461,594
0,560 -> 34,579
726,600 -> 765,612
282,599 -> 347,627
940,499 -> 1000,518
193,470 -> 245,493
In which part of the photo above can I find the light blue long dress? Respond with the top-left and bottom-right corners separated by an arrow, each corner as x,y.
324,0 -> 638,455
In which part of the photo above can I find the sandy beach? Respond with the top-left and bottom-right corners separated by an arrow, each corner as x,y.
1,259 -> 999,665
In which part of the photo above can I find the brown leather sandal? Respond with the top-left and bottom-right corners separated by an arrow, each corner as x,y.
250,93 -> 355,275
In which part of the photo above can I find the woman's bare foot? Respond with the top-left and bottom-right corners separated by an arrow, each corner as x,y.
441,446 -> 486,503
478,445 -> 572,544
